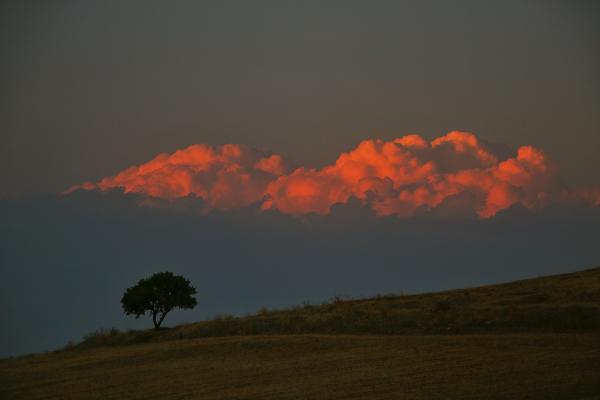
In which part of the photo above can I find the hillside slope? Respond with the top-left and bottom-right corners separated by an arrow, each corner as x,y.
82,266 -> 600,347
1,267 -> 600,400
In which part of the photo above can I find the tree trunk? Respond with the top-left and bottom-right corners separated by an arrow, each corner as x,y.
157,311 -> 168,329
152,312 -> 159,330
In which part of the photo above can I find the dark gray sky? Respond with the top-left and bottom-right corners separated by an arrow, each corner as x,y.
2,191 -> 600,356
2,0 -> 599,195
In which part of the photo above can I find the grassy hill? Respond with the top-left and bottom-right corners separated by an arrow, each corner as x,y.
2,267 -> 600,399
80,266 -> 600,347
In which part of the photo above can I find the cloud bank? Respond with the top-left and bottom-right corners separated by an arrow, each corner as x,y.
69,131 -> 600,218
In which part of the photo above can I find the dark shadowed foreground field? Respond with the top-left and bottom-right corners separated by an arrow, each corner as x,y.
2,334 -> 600,400
2,268 -> 600,399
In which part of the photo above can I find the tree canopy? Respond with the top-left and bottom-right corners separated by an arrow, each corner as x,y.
121,272 -> 197,330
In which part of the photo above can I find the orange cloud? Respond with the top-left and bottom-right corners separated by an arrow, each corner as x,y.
67,132 -> 600,218
67,144 -> 290,211
261,131 -> 558,217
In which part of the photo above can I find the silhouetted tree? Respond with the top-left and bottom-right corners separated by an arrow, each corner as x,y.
121,272 -> 197,330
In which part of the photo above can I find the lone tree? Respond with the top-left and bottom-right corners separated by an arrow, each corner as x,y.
121,272 -> 197,330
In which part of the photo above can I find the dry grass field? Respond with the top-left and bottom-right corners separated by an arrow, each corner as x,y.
2,334 -> 600,399
2,267 -> 600,399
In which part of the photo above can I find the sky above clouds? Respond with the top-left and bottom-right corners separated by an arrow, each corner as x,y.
2,0 -> 600,195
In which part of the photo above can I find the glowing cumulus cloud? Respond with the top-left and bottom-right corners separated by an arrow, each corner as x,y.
68,131 -> 600,218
